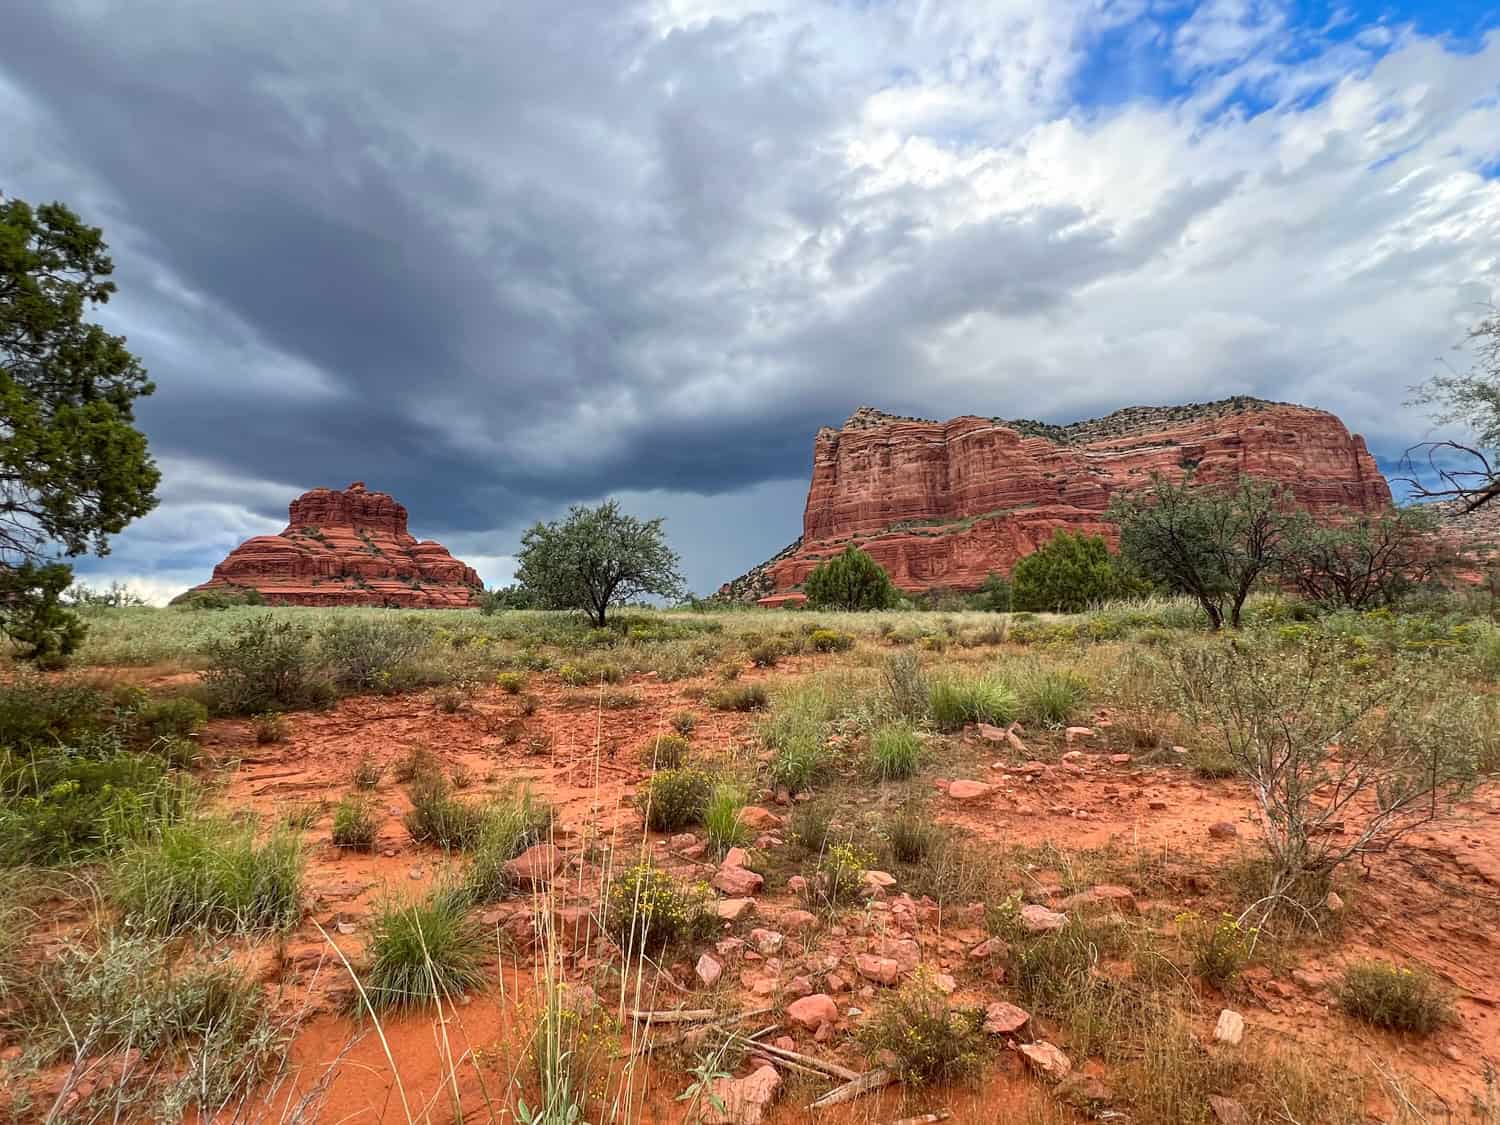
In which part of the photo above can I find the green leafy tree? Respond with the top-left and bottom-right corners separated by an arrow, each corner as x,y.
1010,529 -> 1122,613
1,194 -> 159,659
975,570 -> 1012,612
1113,475 -> 1301,629
801,546 -> 899,611
514,500 -> 684,627
478,583 -> 536,614
1280,505 -> 1449,610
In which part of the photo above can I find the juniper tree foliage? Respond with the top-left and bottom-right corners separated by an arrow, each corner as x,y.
801,546 -> 899,611
514,500 -> 684,627
1,193 -> 159,659
1010,529 -> 1122,613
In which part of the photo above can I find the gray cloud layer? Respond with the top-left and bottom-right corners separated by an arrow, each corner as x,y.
3,0 -> 1498,598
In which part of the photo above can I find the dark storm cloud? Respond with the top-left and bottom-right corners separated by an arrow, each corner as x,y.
4,0 -> 1497,600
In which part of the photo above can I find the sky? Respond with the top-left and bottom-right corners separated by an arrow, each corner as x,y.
3,0 -> 1499,603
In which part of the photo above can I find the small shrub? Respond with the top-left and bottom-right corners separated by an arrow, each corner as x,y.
496,671 -> 527,694
113,820 -> 304,935
199,616 -> 328,715
1177,911 -> 1254,988
318,617 -> 431,693
459,787 -> 553,904
604,861 -> 714,951
393,746 -> 440,784
643,732 -> 690,769
928,674 -> 1019,731
806,842 -> 870,912
558,661 -> 623,687
670,710 -> 697,736
869,723 -> 923,781
518,693 -> 541,717
748,640 -> 785,668
450,765 -> 474,789
332,796 -> 380,851
638,767 -> 713,832
600,688 -> 641,710
283,801 -> 322,831
789,799 -> 837,853
769,741 -> 830,795
703,783 -> 750,855
134,696 -> 209,742
433,685 -> 467,713
352,754 -> 385,789
361,888 -> 486,1012
1336,961 -> 1452,1033
252,712 -> 288,744
858,971 -> 985,1082
404,775 -> 488,850
0,675 -> 111,753
882,651 -> 928,720
709,683 -> 769,712
1017,667 -> 1088,728
885,801 -> 938,864
809,628 -> 853,653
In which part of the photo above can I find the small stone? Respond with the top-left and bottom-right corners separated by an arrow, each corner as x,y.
739,806 -> 783,829
983,1001 -> 1031,1034
780,909 -> 818,932
1020,904 -> 1067,933
786,993 -> 838,1031
1209,1095 -> 1251,1125
503,843 -> 565,888
697,953 -> 724,988
1214,1008 -> 1245,1046
1056,1072 -> 1112,1108
948,779 -> 991,801
1442,1044 -> 1463,1062
669,832 -> 698,849
879,937 -> 922,974
723,846 -> 751,868
334,920 -> 357,935
933,973 -> 957,994
855,954 -> 901,986
786,975 -> 814,998
749,928 -> 785,955
1325,891 -> 1344,912
1019,1041 -> 1072,1080
716,937 -> 747,959
716,898 -> 757,922
1065,726 -> 1096,744
970,936 -> 1009,960
701,1064 -> 781,1125
1108,753 -> 1132,765
713,866 -> 765,896
773,1036 -> 795,1052
1148,798 -> 1169,811
1060,885 -> 1137,916
977,722 -> 1008,743
408,867 -> 425,880
826,972 -> 849,993
1291,969 -> 1321,992
863,869 -> 897,889
786,875 -> 809,896
1208,821 -> 1238,840
1061,750 -> 1084,763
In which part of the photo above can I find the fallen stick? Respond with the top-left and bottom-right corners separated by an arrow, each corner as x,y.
627,1008 -> 717,1023
888,1114 -> 950,1125
808,1068 -> 896,1109
747,1042 -> 859,1082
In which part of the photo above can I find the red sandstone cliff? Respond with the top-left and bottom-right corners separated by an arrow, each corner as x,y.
184,482 -> 483,608
727,398 -> 1392,604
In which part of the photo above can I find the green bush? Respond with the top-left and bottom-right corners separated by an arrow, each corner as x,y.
361,888 -> 486,1012
0,674 -> 111,753
132,696 -> 208,743
802,547 -> 899,611
351,754 -> 385,789
643,732 -> 690,769
638,767 -> 713,832
868,723 -> 924,781
318,616 -> 432,693
404,775 -> 488,850
769,741 -> 831,795
113,820 -> 303,935
857,971 -> 985,1082
809,628 -> 853,653
0,749 -> 188,866
496,671 -> 527,694
882,651 -> 928,720
1017,667 -> 1088,727
252,712 -> 288,744
604,861 -> 715,951
884,801 -> 939,864
703,783 -> 750,855
558,661 -> 623,686
806,842 -> 871,912
709,683 -> 769,712
1178,911 -> 1254,988
1336,961 -> 1452,1033
928,674 -> 1019,731
331,796 -> 380,851
1012,530 -> 1126,613
199,616 -> 330,715
670,710 -> 697,736
459,786 -> 553,904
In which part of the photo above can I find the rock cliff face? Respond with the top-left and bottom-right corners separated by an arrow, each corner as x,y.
185,482 -> 483,608
731,397 -> 1392,603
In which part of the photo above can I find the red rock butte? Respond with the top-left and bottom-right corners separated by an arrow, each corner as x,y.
185,482 -> 483,608
723,397 -> 1392,605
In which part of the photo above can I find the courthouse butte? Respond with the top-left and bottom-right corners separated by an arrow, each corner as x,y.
724,397 -> 1392,606
185,482 -> 483,608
